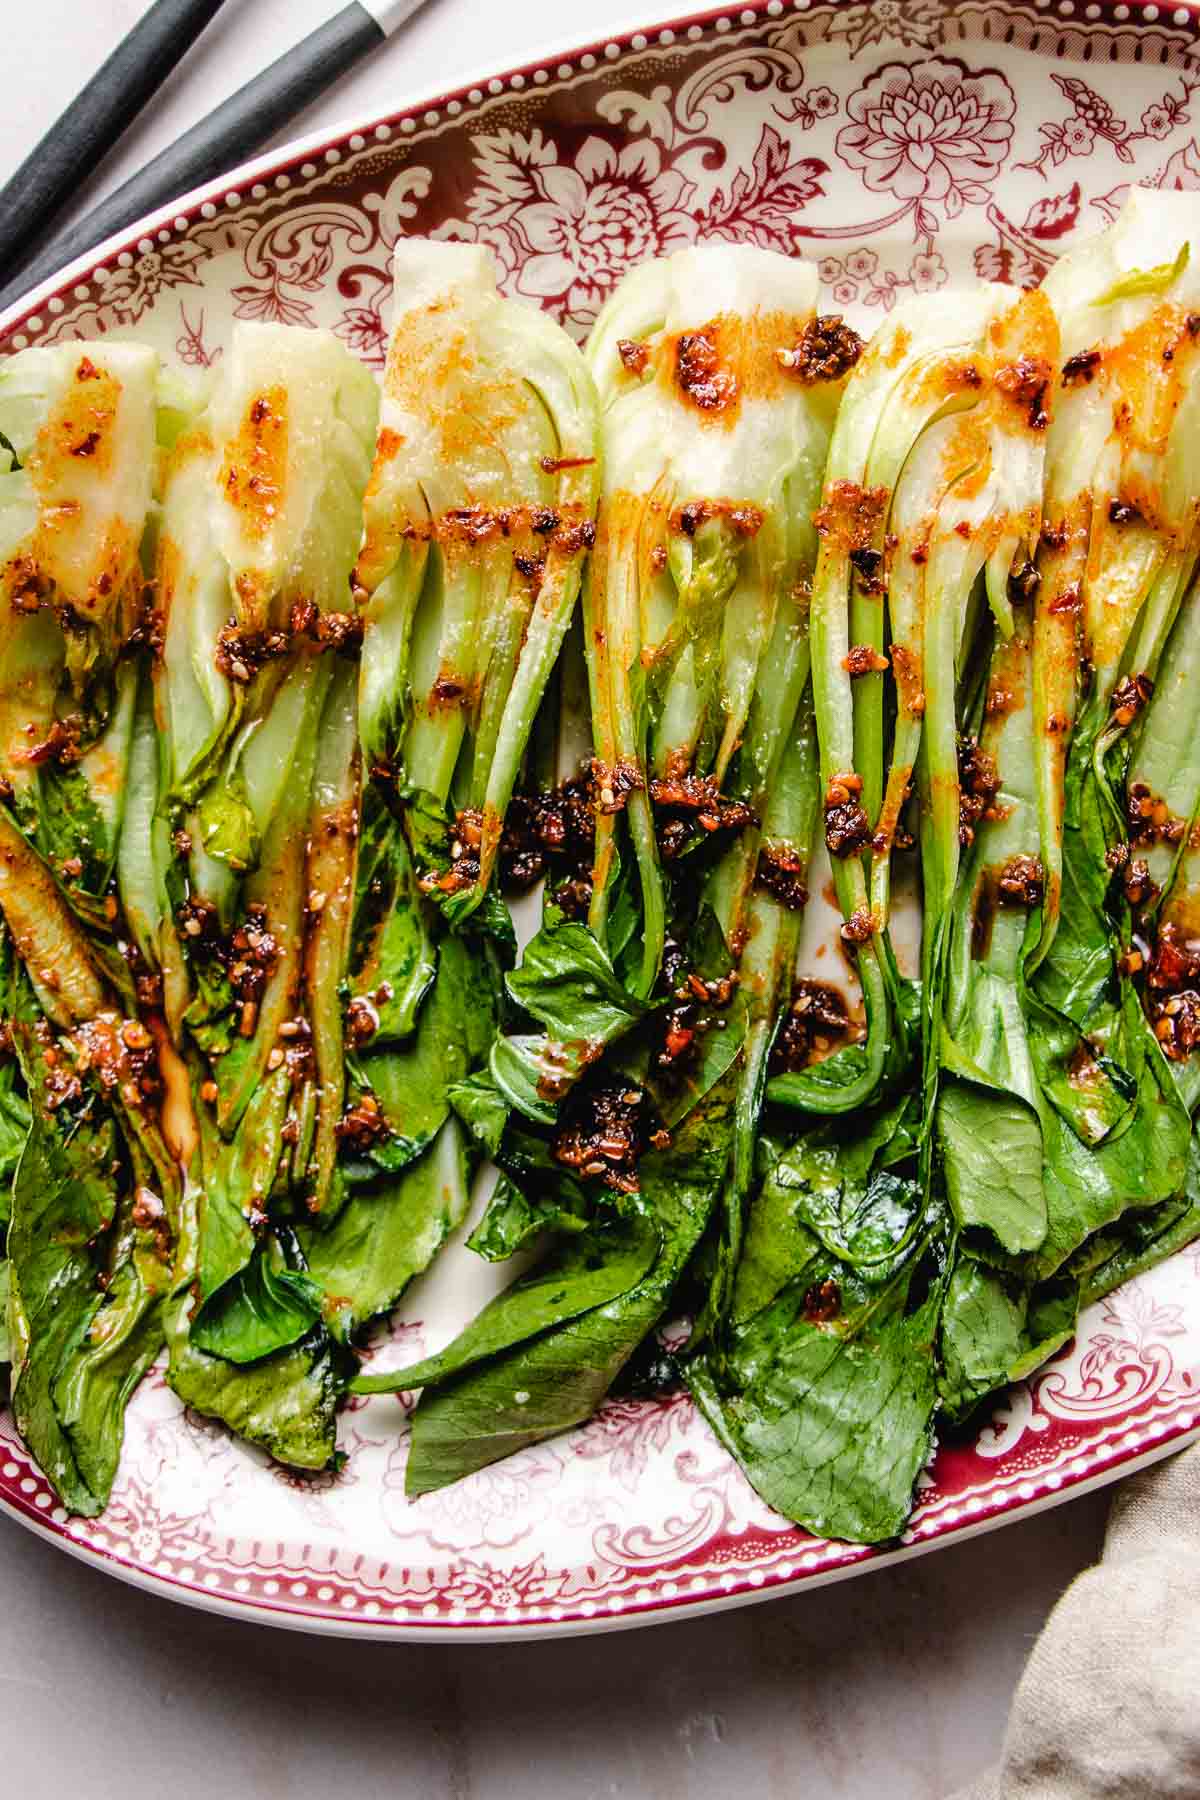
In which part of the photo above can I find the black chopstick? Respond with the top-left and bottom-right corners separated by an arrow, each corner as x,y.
0,0 -> 431,320
0,0 -> 233,277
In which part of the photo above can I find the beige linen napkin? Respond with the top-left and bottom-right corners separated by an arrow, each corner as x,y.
952,1441 -> 1200,1799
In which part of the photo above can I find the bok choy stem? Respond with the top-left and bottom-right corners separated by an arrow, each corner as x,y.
584,245 -> 837,999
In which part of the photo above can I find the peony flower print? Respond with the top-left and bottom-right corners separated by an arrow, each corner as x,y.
382,1435 -> 565,1551
837,57 -> 1016,229
514,135 -> 694,323
454,128 -> 696,326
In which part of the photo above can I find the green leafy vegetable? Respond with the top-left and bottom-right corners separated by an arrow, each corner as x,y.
164,1173 -> 342,1470
507,921 -> 646,1045
403,1077 -> 736,1495
354,1211 -> 659,1395
465,1172 -> 588,1261
692,1276 -> 942,1545
6,1090 -> 117,1515
190,1239 -> 323,1365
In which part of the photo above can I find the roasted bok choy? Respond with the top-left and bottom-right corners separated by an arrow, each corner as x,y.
357,245 -> 852,1488
133,322 -> 380,1466
3,199 -> 1200,1548
0,342 -> 183,1512
299,241 -> 599,1355
692,282 -> 1067,1539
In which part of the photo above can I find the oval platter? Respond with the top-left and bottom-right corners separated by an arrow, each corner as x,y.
1,0 -> 1199,1640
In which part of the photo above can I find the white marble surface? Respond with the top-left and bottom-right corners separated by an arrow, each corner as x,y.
2,1486 -> 1108,1798
0,4 -> 1115,1794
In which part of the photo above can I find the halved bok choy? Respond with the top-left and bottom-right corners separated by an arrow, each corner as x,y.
582,243 -> 841,1000
0,342 -> 189,1511
128,322 -> 378,1466
770,283 -> 1055,1119
355,244 -> 840,1491
1032,188 -> 1200,1016
298,243 -> 597,1342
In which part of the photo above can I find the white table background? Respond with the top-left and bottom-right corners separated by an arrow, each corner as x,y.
0,4 -> 1113,1793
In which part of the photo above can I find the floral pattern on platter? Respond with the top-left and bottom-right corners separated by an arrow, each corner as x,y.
467,133 -> 697,325
2,0 -> 1200,1638
6,0 -> 1200,358
573,1389 -> 694,1495
1016,71 -> 1198,176
825,0 -> 947,58
835,56 -> 1016,237
2,1242 -> 1194,1634
434,116 -> 832,331
815,245 -> 949,311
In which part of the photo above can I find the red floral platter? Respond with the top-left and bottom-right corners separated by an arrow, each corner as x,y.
1,0 -> 1199,1640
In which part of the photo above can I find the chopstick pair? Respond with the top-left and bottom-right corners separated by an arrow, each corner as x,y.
0,0 -> 430,318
